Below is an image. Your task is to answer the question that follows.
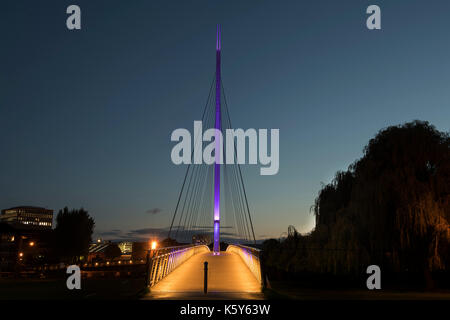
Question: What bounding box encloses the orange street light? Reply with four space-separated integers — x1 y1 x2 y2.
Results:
29 241 35 247
19 252 23 257
151 241 157 250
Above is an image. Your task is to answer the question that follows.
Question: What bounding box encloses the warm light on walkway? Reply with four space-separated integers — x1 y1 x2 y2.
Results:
151 251 261 294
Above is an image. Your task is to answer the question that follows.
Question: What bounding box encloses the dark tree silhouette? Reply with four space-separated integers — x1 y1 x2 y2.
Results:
104 243 122 260
54 207 95 263
263 121 449 287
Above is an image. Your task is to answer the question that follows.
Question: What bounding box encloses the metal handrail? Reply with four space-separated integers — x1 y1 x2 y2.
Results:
226 244 263 289
148 244 210 287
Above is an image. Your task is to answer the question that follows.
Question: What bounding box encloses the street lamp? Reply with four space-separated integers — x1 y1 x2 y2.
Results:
145 240 158 287
29 241 35 247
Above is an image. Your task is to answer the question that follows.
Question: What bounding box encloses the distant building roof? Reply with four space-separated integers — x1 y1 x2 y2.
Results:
1 206 53 213
89 242 112 253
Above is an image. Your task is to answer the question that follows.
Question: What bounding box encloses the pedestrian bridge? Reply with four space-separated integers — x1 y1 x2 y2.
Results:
145 25 264 299
144 244 264 299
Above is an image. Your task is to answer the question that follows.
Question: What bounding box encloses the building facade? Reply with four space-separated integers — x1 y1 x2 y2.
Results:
1 206 53 229
118 241 133 255
0 223 55 271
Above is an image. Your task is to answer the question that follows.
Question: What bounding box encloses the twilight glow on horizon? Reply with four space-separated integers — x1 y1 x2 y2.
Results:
1 1 449 242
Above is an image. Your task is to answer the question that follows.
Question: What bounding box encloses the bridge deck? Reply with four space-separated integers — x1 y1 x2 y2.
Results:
148 251 261 298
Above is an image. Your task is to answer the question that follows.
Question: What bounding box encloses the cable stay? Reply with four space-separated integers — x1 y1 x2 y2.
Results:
167 76 256 246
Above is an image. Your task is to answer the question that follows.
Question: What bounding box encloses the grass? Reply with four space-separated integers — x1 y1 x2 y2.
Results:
0 277 146 300
266 280 450 300
2 277 449 300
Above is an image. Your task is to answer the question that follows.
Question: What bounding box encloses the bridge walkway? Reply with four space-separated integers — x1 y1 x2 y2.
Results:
144 251 263 300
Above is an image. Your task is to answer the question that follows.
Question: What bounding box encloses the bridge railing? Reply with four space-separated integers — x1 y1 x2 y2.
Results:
226 244 263 289
148 244 209 287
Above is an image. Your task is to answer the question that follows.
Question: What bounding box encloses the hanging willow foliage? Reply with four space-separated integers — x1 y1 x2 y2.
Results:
310 120 450 274
263 121 449 278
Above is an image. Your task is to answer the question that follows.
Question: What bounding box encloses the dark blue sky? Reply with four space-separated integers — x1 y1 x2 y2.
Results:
1 0 449 241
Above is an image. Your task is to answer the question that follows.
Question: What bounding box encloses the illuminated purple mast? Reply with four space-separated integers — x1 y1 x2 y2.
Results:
213 24 221 254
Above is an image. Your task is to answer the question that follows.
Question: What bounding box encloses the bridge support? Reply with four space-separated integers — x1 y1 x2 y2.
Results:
213 219 220 253
213 24 222 254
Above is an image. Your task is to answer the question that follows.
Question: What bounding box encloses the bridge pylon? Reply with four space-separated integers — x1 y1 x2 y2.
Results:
167 25 256 249
213 24 222 254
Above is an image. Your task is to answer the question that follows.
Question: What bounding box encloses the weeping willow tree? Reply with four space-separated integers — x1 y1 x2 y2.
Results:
312 120 449 276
